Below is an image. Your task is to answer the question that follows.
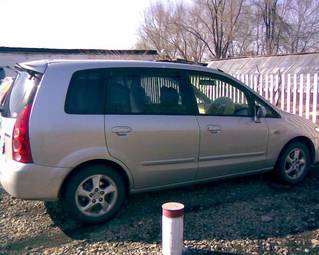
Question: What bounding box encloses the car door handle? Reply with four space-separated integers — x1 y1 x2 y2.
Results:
111 126 132 136
207 125 221 134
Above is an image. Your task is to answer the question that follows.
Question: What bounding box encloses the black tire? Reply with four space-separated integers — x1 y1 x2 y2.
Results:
275 142 311 184
62 164 126 224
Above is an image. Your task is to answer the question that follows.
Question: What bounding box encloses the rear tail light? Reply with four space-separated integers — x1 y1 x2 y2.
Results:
12 105 33 163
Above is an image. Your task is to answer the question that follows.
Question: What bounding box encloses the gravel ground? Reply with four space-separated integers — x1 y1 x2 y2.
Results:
2 168 319 255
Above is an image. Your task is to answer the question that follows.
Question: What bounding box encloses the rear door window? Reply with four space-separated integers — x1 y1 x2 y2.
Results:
105 68 194 115
65 70 104 114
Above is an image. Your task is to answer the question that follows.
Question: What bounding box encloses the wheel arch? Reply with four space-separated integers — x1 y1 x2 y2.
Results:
58 159 132 199
276 136 315 165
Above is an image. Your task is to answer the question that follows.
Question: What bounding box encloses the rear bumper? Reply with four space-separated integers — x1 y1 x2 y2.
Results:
0 158 70 200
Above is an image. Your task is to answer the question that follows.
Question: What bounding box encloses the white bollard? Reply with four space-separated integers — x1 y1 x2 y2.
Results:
162 202 184 255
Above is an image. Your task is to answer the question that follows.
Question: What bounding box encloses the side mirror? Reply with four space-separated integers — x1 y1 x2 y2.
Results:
254 105 267 123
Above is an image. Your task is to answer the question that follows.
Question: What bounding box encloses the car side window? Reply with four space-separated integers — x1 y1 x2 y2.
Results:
65 70 104 114
105 69 192 115
188 72 253 116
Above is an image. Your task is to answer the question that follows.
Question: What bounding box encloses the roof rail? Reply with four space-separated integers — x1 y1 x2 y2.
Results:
156 58 208 66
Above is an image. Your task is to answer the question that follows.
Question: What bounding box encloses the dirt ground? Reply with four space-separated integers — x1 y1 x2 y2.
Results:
2 167 319 254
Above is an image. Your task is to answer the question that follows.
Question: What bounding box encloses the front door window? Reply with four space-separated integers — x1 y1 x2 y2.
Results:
188 73 252 117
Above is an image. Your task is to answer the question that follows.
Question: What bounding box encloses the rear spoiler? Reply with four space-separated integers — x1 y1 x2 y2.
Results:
14 62 47 76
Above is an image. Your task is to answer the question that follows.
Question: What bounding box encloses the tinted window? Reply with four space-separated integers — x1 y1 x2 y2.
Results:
4 72 40 118
65 70 104 114
106 69 191 115
188 72 253 116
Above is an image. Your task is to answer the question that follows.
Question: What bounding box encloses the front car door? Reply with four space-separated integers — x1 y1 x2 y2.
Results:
186 71 270 180
104 68 199 190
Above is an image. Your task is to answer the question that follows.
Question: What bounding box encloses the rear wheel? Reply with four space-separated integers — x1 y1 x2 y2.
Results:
275 142 310 184
63 164 126 223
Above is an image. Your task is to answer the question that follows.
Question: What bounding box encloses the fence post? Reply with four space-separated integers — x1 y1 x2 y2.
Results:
162 202 184 255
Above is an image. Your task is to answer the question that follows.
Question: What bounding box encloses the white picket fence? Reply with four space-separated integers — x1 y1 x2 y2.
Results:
232 73 319 124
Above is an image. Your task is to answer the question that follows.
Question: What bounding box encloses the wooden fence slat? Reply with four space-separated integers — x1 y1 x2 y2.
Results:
306 74 311 119
280 73 285 110
265 74 269 100
245 74 249 87
250 74 253 89
254 75 257 92
293 74 297 114
226 83 229 97
287 74 291 112
270 74 274 104
274 74 279 106
259 74 263 97
313 74 318 124
299 74 304 117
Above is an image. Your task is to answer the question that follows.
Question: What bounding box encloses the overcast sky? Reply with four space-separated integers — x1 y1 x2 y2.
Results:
0 0 164 50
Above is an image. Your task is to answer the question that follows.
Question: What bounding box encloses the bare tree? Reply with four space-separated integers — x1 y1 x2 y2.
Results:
285 0 319 53
136 0 319 60
136 1 206 62
180 0 244 59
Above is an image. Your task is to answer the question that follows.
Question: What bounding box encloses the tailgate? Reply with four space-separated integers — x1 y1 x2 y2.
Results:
0 67 43 162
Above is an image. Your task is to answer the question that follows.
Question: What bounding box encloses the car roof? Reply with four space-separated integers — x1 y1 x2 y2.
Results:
18 59 218 74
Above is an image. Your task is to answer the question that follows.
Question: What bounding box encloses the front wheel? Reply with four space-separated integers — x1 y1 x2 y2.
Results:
63 164 126 223
275 142 311 184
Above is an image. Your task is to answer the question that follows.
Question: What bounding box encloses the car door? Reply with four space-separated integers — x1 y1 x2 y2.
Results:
186 71 269 180
104 68 199 189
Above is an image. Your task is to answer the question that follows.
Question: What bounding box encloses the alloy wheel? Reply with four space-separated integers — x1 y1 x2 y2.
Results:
75 174 118 217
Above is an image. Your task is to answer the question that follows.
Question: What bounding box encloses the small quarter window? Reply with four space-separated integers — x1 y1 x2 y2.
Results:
65 70 104 114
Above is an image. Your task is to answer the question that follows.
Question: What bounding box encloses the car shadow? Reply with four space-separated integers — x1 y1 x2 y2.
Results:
5 167 318 254
46 167 319 240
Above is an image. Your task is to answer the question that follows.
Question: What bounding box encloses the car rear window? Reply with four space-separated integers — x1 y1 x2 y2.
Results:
2 72 41 118
65 70 104 114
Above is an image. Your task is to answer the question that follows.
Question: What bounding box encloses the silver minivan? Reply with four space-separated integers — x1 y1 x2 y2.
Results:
1 60 318 223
